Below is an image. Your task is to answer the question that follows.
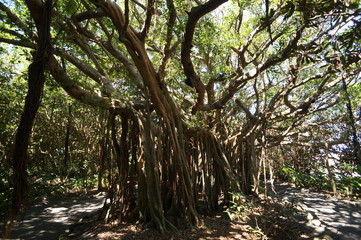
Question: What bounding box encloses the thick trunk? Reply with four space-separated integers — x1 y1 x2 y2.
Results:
2 1 52 237
139 113 166 231
89 1 243 231
101 4 200 229
232 134 256 195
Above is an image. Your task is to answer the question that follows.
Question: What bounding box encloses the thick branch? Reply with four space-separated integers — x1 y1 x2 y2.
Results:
140 0 155 42
73 7 106 22
0 2 29 34
283 87 296 112
24 0 44 32
124 0 129 30
0 27 29 41
158 0 177 79
181 0 228 112
0 38 35 48
235 99 255 120
48 54 140 114
61 51 115 95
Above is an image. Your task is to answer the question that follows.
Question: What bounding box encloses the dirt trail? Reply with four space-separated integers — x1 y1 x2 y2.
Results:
5 191 106 240
273 182 361 240
2 184 360 240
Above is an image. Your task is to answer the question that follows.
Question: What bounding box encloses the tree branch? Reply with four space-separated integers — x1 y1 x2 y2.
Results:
0 37 35 48
72 7 144 89
140 0 155 42
181 0 228 113
60 51 115 95
235 99 255 120
158 0 177 79
0 2 29 34
130 0 146 10
73 7 106 22
48 54 138 114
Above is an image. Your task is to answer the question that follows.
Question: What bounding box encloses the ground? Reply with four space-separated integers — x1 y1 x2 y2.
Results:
3 182 361 240
1 191 105 240
62 183 316 240
62 207 312 240
274 182 361 240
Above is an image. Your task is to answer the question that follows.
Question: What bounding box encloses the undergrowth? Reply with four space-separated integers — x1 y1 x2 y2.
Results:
277 163 361 199
0 169 99 215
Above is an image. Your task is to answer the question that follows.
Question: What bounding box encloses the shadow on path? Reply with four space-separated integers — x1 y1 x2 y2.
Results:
6 192 105 240
274 182 361 240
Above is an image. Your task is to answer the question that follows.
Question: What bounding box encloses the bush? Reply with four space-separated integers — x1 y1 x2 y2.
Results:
277 166 361 198
225 192 251 222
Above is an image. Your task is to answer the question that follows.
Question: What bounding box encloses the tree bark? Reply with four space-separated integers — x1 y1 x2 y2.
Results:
1 0 52 237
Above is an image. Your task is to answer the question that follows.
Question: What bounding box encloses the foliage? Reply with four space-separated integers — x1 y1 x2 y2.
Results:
278 165 361 198
0 171 11 214
0 45 104 209
278 167 330 190
0 0 360 233
225 192 267 238
338 163 361 197
29 172 99 200
225 192 252 222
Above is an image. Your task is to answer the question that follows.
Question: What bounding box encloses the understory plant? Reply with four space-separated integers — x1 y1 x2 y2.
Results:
278 165 361 198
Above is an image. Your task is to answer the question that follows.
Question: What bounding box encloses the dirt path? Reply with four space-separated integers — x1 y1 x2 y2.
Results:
273 182 361 240
3 184 360 240
7 191 106 240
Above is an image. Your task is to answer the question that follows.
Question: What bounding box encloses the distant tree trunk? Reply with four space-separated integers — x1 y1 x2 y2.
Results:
63 104 72 167
98 111 111 190
97 136 108 190
97 139 104 190
325 147 337 195
1 0 52 237
342 78 361 165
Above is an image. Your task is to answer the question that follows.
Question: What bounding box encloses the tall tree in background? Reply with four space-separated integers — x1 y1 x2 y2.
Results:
0 0 360 233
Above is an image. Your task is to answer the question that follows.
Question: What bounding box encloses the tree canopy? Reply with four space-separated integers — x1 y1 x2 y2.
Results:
1 0 360 234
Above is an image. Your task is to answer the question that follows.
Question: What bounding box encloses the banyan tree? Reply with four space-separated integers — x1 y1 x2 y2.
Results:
1 0 360 234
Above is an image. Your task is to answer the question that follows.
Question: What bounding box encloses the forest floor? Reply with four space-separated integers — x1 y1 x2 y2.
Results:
1 190 106 240
62 182 361 240
271 182 361 240
2 182 361 240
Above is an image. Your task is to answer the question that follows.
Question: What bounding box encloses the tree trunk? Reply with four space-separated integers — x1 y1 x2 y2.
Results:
63 104 72 168
91 1 242 231
325 148 337 195
1 1 52 237
98 111 111 190
342 78 361 164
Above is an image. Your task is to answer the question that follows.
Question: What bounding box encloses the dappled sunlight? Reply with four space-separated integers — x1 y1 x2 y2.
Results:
274 182 361 239
46 207 68 213
0 0 360 239
84 215 256 240
8 192 105 240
